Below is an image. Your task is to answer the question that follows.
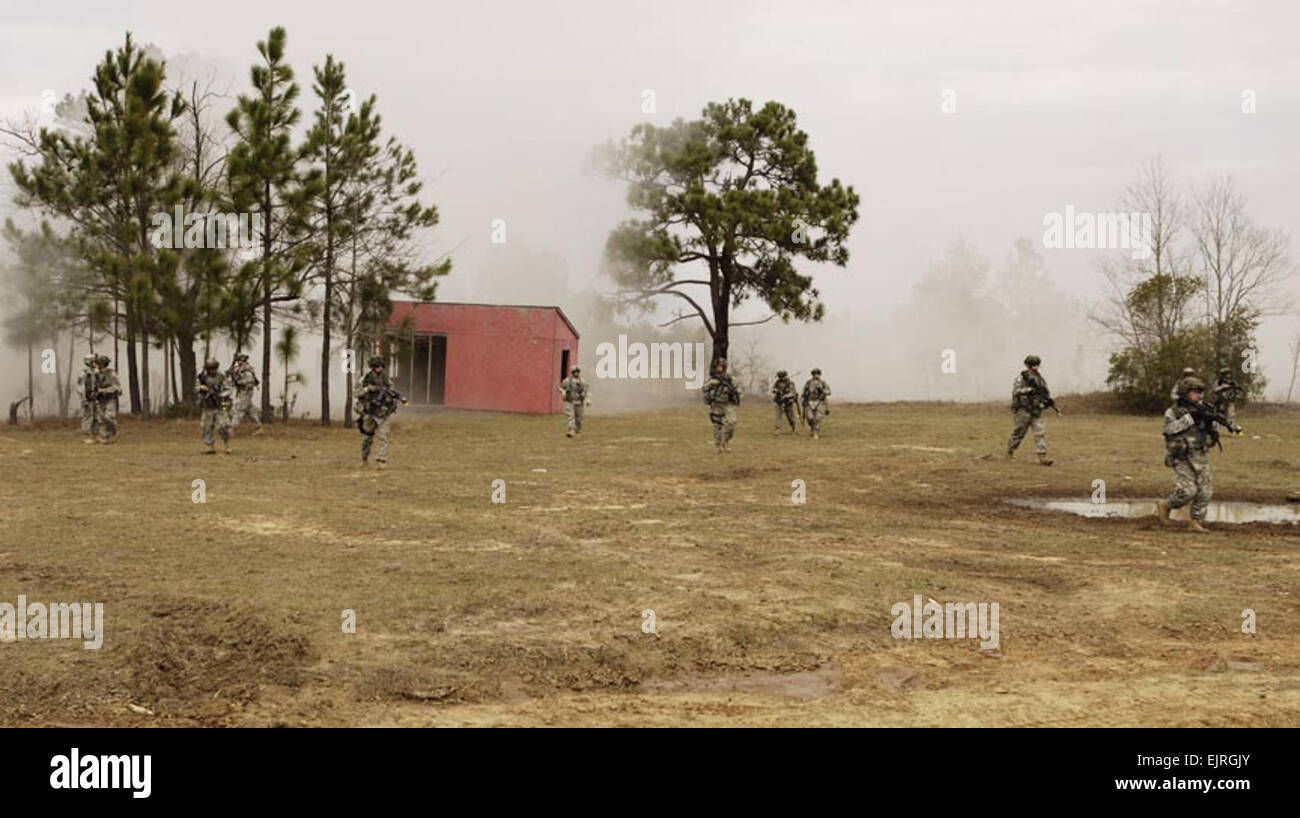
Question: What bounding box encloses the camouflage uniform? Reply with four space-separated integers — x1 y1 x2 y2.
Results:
1007 361 1052 462
196 365 233 452
801 372 831 438
356 362 404 465
771 372 799 432
80 357 98 440
1159 378 1239 529
93 357 121 443
702 362 740 452
227 356 262 432
557 370 589 437
1211 371 1242 421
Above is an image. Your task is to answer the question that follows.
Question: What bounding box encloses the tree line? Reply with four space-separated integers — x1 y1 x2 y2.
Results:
2 27 450 425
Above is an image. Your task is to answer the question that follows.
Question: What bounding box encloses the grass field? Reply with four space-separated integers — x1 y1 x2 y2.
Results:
1 401 1297 727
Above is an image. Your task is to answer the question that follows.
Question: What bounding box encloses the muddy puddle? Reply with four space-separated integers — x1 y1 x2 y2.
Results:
1008 498 1300 524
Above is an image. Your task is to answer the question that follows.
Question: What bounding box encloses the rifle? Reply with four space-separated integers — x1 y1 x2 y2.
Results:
1030 382 1061 416
1191 401 1242 449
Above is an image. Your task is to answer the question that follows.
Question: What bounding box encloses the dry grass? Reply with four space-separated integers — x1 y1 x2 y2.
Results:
1 401 1297 726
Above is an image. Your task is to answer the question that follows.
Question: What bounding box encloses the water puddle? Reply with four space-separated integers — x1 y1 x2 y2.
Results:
1008 498 1300 524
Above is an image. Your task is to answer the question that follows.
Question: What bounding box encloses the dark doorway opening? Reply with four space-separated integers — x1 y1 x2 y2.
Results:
560 349 570 381
393 333 447 405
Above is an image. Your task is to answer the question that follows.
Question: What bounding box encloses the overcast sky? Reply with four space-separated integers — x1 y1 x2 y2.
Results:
3 0 1299 403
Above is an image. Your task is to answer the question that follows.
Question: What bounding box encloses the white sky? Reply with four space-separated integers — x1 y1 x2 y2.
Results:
3 0 1299 404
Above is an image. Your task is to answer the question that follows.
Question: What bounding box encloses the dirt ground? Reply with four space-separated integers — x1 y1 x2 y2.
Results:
1 401 1297 727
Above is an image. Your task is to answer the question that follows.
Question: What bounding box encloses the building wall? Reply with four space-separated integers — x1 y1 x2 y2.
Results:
388 302 578 414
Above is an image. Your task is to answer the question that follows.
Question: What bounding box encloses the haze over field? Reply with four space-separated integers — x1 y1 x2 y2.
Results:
3 0 1299 413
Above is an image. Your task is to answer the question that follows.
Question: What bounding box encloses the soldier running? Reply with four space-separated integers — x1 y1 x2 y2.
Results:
1211 367 1243 421
92 355 121 444
1157 377 1242 532
703 359 740 453
227 352 263 435
1007 354 1057 466
771 370 799 434
801 368 831 439
557 366 590 438
196 358 233 454
355 356 407 469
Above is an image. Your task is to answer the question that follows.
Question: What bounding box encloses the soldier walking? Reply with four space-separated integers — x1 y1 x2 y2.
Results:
771 370 799 434
80 354 98 443
1157 377 1242 532
1211 367 1243 421
355 356 406 468
196 359 233 455
92 355 121 444
557 366 590 438
703 359 740 453
1007 354 1057 466
801 368 831 439
227 352 263 435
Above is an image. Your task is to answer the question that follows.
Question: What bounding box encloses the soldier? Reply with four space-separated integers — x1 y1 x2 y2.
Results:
196 359 233 455
92 355 121 444
1211 367 1243 421
227 352 263 435
1007 354 1056 466
702 359 740 452
1157 377 1242 532
557 366 590 438
1170 366 1197 401
771 370 799 434
801 368 831 439
355 356 407 468
80 354 98 443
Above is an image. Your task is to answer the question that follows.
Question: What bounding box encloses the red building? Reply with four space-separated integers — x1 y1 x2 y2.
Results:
384 301 579 414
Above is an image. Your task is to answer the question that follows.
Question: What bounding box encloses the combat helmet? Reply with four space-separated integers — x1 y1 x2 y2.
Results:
368 356 385 368
1024 355 1042 367
811 368 822 376
571 366 581 375
96 355 110 367
1181 367 1197 377
234 352 249 362
714 359 727 370
776 370 787 378
1218 367 1232 377
204 358 220 371
83 354 97 366
1178 376 1206 397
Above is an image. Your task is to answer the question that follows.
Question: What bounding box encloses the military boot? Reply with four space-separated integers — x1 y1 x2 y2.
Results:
202 445 216 455
1155 499 1172 526
377 460 387 471
1037 453 1053 466
252 425 264 437
1188 519 1210 534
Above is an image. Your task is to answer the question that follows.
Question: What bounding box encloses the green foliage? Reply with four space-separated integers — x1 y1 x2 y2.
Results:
597 98 859 364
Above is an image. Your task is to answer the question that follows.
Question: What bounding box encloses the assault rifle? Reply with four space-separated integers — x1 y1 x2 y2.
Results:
1190 400 1242 450
1030 382 1061 416
356 385 408 434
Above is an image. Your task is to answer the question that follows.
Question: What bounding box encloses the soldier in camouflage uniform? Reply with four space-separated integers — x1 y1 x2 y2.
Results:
702 359 740 452
227 352 263 435
771 370 799 434
557 366 590 438
80 354 98 443
1170 367 1197 401
92 355 121 444
196 359 234 454
801 368 831 439
1211 367 1243 421
355 356 407 468
1157 377 1242 532
1007 354 1055 466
